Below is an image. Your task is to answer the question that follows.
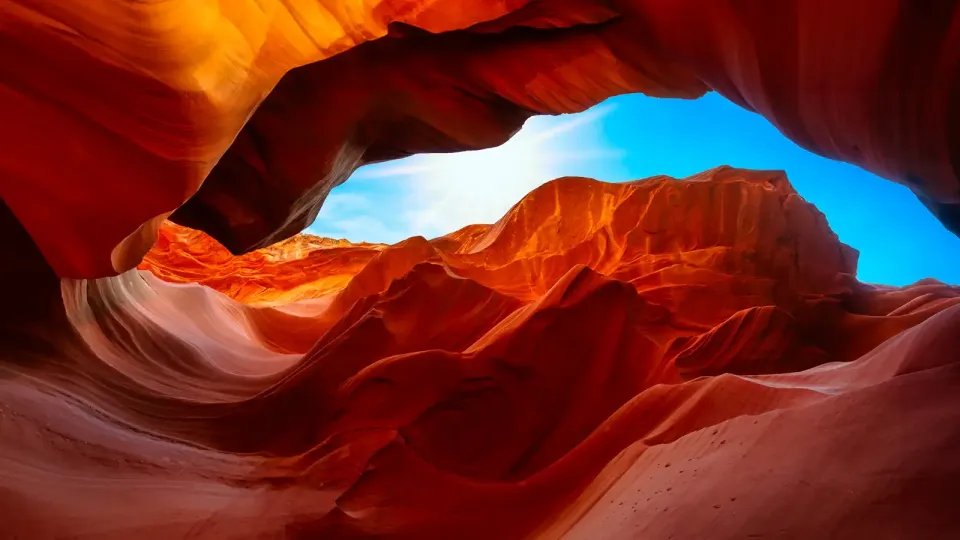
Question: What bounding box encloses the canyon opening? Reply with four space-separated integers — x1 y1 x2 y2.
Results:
2 1 960 539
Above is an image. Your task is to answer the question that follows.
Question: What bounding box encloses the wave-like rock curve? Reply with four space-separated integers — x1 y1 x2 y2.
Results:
1 1 957 277
2 168 959 538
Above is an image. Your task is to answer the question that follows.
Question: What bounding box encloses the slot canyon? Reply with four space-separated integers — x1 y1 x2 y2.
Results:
1 1 960 539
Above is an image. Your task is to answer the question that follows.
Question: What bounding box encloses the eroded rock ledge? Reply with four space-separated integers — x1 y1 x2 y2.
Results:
3 168 960 537
1 0 957 278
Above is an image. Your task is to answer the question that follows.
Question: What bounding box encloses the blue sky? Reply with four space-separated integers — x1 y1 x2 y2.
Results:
306 92 960 286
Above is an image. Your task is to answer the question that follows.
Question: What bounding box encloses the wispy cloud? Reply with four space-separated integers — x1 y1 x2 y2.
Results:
306 191 404 243
351 161 437 180
526 102 616 144
308 215 399 244
309 101 622 243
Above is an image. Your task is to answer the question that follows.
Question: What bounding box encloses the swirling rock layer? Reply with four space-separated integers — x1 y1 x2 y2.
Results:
1 0 958 277
3 168 960 538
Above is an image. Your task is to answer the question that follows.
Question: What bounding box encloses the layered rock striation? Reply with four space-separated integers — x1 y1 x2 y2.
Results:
2 2 959 537
2 168 959 538
1 0 958 278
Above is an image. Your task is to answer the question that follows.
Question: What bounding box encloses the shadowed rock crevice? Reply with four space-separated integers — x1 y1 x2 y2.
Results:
0 1 959 537
3 165 960 537
2 1 957 277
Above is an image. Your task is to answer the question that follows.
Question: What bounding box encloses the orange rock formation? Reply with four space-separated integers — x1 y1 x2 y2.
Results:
3 168 959 538
2 1 960 538
1 1 957 278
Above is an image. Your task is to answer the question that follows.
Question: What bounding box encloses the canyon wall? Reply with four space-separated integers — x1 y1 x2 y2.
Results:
2 169 959 538
1 1 959 537
1 0 957 278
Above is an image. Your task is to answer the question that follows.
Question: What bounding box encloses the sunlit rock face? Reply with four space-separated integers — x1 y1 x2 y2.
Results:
1 0 958 278
2 1 960 537
3 168 960 538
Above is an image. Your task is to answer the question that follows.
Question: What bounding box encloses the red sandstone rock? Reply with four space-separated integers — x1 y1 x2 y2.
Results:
3 168 958 538
1 1 957 277
1 1 959 537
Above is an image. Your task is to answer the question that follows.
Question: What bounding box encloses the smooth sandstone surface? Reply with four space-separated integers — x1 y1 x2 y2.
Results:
2 168 960 538
1 1 959 537
1 0 958 277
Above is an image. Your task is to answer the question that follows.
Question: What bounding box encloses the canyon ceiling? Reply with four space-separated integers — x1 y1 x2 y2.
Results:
1 1 959 539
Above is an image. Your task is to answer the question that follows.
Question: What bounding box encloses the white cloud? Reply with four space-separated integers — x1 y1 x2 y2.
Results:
396 104 618 239
308 215 399 244
305 192 400 242
308 102 620 243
